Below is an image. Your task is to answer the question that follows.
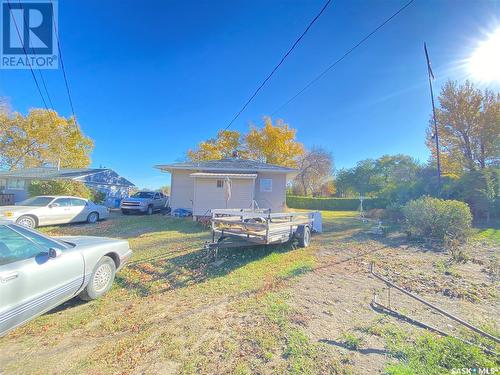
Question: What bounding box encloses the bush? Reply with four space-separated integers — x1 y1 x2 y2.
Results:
286 195 385 211
90 189 106 204
28 180 103 203
402 196 472 244
452 169 499 221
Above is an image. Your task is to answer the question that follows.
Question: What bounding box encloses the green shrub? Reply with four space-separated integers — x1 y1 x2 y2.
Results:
90 189 106 204
402 196 472 244
28 180 104 203
29 180 92 198
286 195 385 211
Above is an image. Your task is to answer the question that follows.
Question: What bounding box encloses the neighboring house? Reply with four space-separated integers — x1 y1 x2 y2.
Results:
0 167 135 206
155 158 298 218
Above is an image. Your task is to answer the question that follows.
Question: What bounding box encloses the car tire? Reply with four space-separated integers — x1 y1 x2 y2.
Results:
298 226 311 248
146 205 153 215
122 209 129 215
16 215 37 229
87 212 99 224
79 256 116 301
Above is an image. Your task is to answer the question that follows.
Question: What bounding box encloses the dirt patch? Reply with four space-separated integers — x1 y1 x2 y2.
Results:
288 228 499 374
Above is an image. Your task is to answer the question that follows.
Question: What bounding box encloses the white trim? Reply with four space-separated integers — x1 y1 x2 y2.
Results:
156 165 296 174
190 172 258 179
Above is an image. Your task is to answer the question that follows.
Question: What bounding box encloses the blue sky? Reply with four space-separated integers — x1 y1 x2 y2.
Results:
1 0 499 189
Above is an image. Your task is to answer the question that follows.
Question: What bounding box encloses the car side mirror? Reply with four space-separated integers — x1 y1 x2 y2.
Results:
48 248 62 258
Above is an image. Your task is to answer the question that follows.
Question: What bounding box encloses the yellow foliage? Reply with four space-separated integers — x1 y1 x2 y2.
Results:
187 130 242 161
245 117 304 167
0 109 93 170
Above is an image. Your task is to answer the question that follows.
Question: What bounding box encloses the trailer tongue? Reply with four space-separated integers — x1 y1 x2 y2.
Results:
205 209 321 259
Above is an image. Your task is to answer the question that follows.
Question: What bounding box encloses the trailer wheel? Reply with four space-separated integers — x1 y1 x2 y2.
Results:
298 225 311 248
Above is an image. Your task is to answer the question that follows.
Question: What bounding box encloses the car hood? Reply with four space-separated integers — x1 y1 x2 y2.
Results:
56 235 129 248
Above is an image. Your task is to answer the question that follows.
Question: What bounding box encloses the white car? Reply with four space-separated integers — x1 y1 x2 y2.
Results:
0 196 109 229
0 221 132 336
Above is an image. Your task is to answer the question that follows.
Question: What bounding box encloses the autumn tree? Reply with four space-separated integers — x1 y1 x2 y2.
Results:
187 130 243 161
426 80 500 174
294 147 333 196
245 117 304 167
187 117 304 168
0 109 93 170
334 155 421 202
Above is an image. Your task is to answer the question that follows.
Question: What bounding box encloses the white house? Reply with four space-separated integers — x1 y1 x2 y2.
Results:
155 158 297 217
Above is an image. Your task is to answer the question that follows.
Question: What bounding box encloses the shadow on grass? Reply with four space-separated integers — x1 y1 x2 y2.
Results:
473 218 500 230
45 296 87 314
318 339 389 355
115 240 299 297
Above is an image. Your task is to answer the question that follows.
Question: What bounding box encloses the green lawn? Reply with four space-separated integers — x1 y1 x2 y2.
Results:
0 210 498 374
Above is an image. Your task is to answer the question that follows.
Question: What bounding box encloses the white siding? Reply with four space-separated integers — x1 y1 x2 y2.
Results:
169 169 289 215
193 177 254 216
254 173 287 212
170 170 194 211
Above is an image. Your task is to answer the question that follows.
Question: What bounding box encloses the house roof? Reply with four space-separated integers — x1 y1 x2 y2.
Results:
0 167 135 187
0 167 105 179
190 172 258 179
156 158 297 174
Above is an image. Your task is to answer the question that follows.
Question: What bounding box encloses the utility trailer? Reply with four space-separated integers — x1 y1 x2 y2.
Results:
205 209 320 259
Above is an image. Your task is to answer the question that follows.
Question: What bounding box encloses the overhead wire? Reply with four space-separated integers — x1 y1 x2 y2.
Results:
271 0 417 116
224 0 333 130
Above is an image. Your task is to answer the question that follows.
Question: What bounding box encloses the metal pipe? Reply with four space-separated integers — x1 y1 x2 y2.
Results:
370 262 500 344
371 299 499 357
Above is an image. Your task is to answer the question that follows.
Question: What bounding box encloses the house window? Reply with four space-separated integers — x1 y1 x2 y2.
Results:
260 178 272 192
6 179 25 190
216 180 224 188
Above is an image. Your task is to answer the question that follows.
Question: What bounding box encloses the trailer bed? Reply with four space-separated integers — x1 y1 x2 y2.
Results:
205 209 319 258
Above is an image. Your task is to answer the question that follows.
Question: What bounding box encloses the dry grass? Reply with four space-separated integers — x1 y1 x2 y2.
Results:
0 210 498 374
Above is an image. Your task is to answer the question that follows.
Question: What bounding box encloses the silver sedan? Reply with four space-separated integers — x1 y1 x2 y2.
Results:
0 221 132 336
0 196 109 229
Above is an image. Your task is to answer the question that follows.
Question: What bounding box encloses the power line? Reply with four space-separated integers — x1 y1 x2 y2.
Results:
271 0 416 116
49 0 77 122
6 0 51 111
224 0 333 131
16 0 55 110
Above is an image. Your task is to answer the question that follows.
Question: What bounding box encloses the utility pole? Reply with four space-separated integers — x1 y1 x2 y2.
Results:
424 43 441 188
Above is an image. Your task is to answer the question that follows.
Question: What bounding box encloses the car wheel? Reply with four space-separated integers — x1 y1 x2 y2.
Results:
79 256 116 301
87 212 99 224
146 205 153 215
298 226 311 248
16 215 37 229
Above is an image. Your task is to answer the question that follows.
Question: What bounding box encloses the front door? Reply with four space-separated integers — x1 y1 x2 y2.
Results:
0 225 84 336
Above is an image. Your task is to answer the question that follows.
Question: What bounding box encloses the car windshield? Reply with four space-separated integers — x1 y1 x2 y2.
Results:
131 192 155 199
17 196 54 206
11 224 69 250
